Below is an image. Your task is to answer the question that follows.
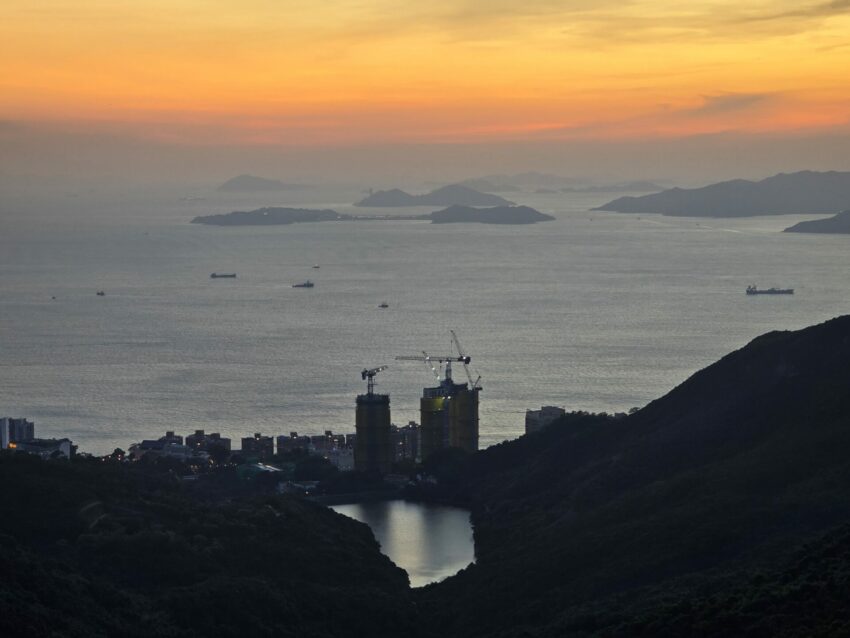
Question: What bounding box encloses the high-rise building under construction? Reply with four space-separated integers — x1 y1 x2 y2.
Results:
419 374 480 462
354 366 393 473
397 332 481 463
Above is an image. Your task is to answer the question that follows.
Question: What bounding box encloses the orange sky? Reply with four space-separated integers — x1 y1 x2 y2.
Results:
2 1 849 146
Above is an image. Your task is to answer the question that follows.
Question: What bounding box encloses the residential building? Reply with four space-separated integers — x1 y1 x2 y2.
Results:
276 432 311 454
1 417 35 449
241 432 274 460
185 429 231 452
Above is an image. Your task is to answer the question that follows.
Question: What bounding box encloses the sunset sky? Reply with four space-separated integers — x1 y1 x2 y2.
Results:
2 0 849 148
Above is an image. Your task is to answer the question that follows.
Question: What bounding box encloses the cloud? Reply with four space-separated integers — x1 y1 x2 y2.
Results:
684 93 777 115
739 0 850 22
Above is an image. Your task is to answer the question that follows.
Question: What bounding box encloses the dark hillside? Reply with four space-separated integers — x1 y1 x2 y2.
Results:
0 455 419 638
419 315 850 636
6 316 850 637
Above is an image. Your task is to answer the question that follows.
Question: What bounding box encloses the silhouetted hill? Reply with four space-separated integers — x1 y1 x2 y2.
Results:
0 455 418 638
217 174 304 192
594 170 850 216
784 209 850 234
9 315 850 637
417 315 850 636
430 205 554 224
356 184 512 207
191 207 349 226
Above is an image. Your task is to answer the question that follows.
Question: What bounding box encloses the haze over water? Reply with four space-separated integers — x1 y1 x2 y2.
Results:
2 185 849 455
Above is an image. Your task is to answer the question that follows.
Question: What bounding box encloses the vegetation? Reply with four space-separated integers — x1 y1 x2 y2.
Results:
0 453 419 638
416 315 850 636
5 315 850 636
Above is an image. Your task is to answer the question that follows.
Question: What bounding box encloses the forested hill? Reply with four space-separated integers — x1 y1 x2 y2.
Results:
417 315 850 637
6 315 850 637
0 455 419 638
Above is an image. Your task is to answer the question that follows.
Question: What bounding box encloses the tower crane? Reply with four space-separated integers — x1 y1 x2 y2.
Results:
416 351 442 382
360 365 388 395
450 330 482 390
395 353 471 383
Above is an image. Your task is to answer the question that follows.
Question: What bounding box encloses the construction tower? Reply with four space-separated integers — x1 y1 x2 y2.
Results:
397 332 481 462
354 366 393 474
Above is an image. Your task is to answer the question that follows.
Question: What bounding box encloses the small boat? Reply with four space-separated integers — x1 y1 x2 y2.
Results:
312 264 321 269
378 302 389 308
96 291 105 296
210 273 237 279
746 285 794 295
293 280 314 288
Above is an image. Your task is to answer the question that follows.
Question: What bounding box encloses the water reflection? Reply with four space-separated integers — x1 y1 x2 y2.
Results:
331 500 475 587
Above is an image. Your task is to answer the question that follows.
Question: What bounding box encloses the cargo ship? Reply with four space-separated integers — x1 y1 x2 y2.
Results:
210 273 237 279
293 280 315 288
746 285 794 295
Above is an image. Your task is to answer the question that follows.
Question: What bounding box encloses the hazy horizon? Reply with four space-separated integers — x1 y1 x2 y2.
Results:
4 1 850 190
4 125 850 193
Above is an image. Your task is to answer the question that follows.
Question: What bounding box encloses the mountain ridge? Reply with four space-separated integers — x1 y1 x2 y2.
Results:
416 314 850 636
594 170 850 217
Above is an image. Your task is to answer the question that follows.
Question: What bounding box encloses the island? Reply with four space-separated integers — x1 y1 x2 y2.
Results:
429 205 555 224
191 207 350 226
356 184 513 207
594 170 850 217
784 210 850 234
190 204 555 226
217 174 305 192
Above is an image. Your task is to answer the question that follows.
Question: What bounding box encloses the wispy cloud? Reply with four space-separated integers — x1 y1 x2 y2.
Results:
738 0 850 22
684 93 777 115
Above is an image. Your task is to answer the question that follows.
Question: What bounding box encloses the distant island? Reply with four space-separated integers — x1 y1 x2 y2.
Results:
189 205 552 226
429 205 554 224
784 210 850 234
594 170 850 217
191 207 350 226
217 174 305 192
356 184 513 207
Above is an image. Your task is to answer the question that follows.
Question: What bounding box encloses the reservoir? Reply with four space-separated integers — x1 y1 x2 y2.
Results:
331 500 475 587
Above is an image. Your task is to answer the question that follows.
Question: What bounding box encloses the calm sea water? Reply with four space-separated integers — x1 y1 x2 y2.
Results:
2 184 849 454
331 500 474 587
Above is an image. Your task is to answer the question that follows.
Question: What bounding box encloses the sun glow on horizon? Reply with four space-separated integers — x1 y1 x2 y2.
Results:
2 0 849 146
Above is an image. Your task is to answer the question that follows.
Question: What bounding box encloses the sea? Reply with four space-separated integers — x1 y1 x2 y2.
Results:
2 182 849 455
